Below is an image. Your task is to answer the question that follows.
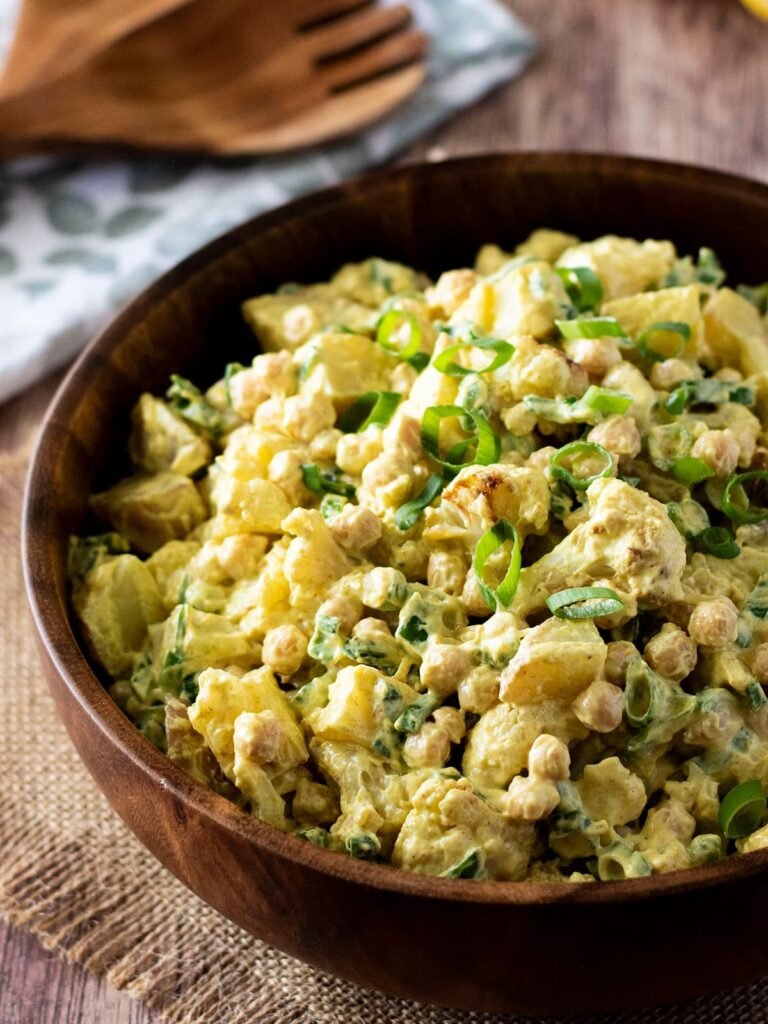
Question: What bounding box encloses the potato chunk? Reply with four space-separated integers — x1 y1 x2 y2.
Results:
128 394 211 476
703 287 768 375
73 554 166 677
91 472 207 553
295 331 393 404
499 618 607 704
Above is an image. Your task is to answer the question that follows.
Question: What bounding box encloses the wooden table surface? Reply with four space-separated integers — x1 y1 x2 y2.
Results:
2 0 767 1020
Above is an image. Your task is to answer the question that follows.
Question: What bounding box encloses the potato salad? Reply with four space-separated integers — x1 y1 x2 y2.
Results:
69 229 768 882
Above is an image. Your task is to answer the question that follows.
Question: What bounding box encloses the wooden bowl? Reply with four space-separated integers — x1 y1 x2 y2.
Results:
23 153 768 1016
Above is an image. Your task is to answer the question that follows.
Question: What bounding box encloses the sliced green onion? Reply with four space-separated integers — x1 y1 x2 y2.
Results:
440 848 483 879
472 519 521 611
555 266 604 312
319 494 346 520
337 391 401 432
394 692 440 734
546 586 625 620
719 779 767 839
394 474 445 531
580 386 633 415
665 379 755 415
746 681 768 710
421 405 500 473
301 464 356 499
550 441 613 491
722 471 768 525
432 336 514 377
697 526 740 559
666 498 710 539
224 361 246 406
670 457 714 486
556 317 628 340
738 282 768 315
408 351 430 372
634 321 691 362
376 309 423 360
696 247 726 287
345 831 381 860
647 423 692 471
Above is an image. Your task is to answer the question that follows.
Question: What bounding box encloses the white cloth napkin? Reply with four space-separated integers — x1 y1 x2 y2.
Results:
0 0 535 404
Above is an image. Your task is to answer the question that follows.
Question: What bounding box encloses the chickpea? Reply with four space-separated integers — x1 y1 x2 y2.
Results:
587 415 641 459
526 446 558 474
461 569 493 617
282 392 336 443
457 664 499 714
650 358 699 391
403 723 451 768
688 597 738 648
317 595 362 635
328 505 382 551
282 304 318 345
253 396 284 431
501 403 538 436
292 778 339 825
309 428 342 462
336 428 383 476
233 710 283 765
606 638 638 688
562 337 622 377
420 644 472 696
362 566 408 610
644 623 697 682
268 449 307 504
571 680 624 733
691 429 740 477
714 367 743 383
427 550 467 596
262 624 308 676
504 777 560 821
528 734 570 781
216 533 267 580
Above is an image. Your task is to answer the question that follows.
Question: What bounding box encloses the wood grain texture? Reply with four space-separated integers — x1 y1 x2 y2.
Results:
3 0 768 1020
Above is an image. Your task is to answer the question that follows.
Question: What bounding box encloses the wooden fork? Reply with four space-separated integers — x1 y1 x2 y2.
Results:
0 0 429 154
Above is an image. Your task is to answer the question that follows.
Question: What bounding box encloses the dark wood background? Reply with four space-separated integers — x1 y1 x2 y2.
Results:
2 0 768 1019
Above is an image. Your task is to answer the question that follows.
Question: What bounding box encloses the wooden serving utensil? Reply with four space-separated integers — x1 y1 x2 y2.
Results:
0 0 428 155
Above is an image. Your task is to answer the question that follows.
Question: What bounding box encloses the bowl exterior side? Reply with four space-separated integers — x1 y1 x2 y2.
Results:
23 153 768 1015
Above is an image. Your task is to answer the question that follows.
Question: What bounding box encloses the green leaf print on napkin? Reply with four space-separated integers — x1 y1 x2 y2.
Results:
46 192 100 235
104 206 163 238
0 247 18 275
128 161 193 193
45 249 118 274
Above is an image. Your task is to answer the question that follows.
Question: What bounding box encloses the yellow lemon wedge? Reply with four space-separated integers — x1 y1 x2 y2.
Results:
741 0 768 20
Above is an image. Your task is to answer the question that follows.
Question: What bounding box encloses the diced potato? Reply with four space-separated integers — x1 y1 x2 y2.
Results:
157 604 255 680
242 284 373 352
73 554 166 677
307 665 417 748
146 539 201 606
189 666 308 780
515 228 579 263
282 509 353 610
165 697 238 797
601 285 703 359
209 472 291 533
128 394 211 476
454 262 570 340
703 287 768 375
330 257 424 307
91 472 207 554
295 331 393 404
557 235 676 301
499 618 607 704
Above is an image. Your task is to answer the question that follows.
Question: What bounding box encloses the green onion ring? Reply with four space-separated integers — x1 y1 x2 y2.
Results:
670 456 715 486
550 441 613 491
472 519 521 611
394 474 445 531
546 586 625 620
556 317 628 340
432 336 515 377
697 526 740 559
421 405 500 472
722 471 768 525
555 266 604 311
634 321 691 363
300 464 356 499
580 385 633 415
337 391 401 432
376 309 423 360
719 779 767 839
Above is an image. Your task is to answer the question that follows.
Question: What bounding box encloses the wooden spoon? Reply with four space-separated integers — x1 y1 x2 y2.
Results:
0 0 429 154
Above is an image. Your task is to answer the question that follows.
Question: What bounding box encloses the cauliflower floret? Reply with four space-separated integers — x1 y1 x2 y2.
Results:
556 235 676 301
513 477 686 617
391 775 534 880
575 756 647 827
441 464 550 541
281 508 354 613
498 335 589 402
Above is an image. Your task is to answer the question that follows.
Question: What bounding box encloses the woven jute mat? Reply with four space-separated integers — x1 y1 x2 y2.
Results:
3 441 768 1024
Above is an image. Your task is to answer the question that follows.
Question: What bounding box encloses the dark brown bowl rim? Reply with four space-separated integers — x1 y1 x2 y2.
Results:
22 150 768 906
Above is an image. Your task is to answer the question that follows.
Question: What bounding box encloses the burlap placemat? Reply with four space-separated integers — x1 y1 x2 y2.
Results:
2 439 768 1024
